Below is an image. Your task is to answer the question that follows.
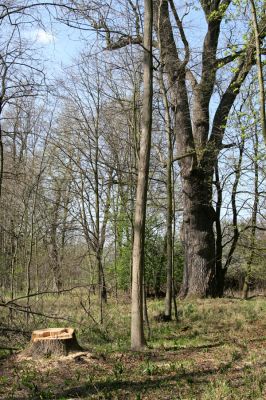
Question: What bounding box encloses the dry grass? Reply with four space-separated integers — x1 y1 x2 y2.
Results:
1 293 266 399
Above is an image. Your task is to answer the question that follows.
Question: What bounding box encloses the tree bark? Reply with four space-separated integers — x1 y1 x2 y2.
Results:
131 0 153 351
213 162 224 297
243 126 259 299
249 0 266 145
179 170 216 298
160 71 174 317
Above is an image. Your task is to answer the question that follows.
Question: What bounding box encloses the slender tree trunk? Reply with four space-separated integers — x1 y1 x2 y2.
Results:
171 165 178 320
216 135 244 296
213 162 225 297
97 254 104 324
131 0 153 351
243 127 259 299
114 196 118 301
50 188 63 293
10 219 17 301
165 142 173 316
97 252 107 303
26 181 39 324
0 115 3 200
0 72 6 200
98 169 113 304
142 275 150 340
249 0 266 145
160 73 173 318
154 237 166 297
35 237 39 298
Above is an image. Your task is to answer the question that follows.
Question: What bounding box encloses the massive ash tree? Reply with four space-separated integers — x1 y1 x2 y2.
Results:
153 0 266 297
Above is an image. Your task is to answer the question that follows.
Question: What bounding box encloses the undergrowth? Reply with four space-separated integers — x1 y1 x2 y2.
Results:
1 293 266 399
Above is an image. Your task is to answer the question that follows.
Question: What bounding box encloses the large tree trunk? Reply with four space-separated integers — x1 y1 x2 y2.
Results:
179 170 216 298
154 0 261 298
154 0 216 298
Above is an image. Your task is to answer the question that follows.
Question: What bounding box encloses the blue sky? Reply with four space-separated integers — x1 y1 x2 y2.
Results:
23 22 85 77
21 1 207 79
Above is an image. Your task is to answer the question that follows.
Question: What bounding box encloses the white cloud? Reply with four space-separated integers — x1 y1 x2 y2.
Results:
33 29 55 44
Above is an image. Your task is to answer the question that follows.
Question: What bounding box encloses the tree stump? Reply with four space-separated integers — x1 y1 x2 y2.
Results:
25 327 82 358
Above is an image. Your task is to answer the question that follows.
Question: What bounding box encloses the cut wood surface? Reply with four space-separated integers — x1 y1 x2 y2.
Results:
25 327 82 358
31 327 74 341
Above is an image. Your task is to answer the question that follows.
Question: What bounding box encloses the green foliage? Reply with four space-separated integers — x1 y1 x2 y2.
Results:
145 217 184 294
112 360 124 379
173 240 184 287
202 379 233 400
144 218 166 294
20 368 38 390
208 3 228 21
111 242 132 291
141 360 158 376
107 213 184 294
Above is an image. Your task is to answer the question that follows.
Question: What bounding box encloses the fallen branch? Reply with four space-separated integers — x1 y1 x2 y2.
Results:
2 285 91 305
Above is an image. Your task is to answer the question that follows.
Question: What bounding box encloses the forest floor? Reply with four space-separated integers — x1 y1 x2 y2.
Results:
1 294 266 399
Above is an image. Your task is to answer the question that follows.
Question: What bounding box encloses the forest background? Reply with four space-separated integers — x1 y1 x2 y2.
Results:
0 0 266 355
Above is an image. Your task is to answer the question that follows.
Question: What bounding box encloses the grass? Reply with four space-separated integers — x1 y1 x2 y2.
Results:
1 293 266 399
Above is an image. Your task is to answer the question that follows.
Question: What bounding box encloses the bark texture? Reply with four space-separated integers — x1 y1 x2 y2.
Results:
180 171 216 297
131 0 153 350
25 328 82 358
249 0 266 145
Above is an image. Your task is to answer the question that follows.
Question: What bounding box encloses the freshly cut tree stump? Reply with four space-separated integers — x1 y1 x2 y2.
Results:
25 327 82 358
